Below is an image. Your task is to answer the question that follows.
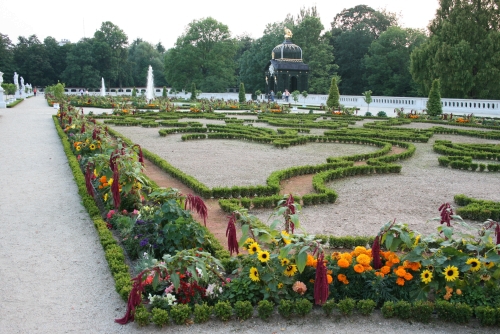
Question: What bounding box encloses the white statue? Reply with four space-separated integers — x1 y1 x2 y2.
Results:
0 71 3 85
20 76 24 88
13 72 19 89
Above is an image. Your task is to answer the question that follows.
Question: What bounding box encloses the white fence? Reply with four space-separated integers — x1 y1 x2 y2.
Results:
60 87 500 116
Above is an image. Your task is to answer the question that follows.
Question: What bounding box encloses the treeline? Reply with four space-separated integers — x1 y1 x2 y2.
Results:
1 2 499 99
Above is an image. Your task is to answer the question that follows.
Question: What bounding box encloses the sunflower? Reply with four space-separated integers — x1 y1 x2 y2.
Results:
280 258 290 266
284 265 298 277
281 230 291 244
354 264 365 274
89 144 96 150
465 258 481 272
249 267 259 282
484 261 494 269
244 237 255 246
247 242 260 254
277 283 284 289
76 146 81 151
442 265 459 282
481 274 491 281
257 250 270 263
420 269 433 284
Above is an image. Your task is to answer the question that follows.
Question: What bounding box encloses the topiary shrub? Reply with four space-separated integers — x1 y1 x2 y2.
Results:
257 300 274 321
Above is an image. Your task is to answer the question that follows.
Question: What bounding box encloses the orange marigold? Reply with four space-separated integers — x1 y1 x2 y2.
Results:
352 246 368 257
404 261 421 271
338 258 350 268
395 267 407 277
404 272 413 281
396 277 405 286
363 265 373 271
306 254 315 267
340 253 352 263
390 256 400 265
331 252 341 260
381 266 391 275
337 274 349 285
100 175 107 184
354 264 365 273
327 274 333 284
375 272 385 277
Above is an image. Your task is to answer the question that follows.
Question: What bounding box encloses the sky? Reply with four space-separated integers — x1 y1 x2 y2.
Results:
0 0 440 48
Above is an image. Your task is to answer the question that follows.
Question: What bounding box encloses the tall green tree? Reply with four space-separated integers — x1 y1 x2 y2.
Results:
13 35 54 86
61 38 101 88
426 78 442 116
0 34 16 84
94 21 130 87
330 5 398 95
128 39 166 87
326 77 340 109
43 36 71 84
410 0 500 99
164 17 237 92
239 82 245 102
363 27 427 96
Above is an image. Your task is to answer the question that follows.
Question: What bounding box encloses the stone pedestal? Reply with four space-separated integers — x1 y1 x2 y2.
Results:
15 90 20 99
0 88 6 108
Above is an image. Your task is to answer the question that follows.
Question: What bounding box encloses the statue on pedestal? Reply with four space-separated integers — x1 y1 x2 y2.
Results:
0 71 4 85
13 72 19 90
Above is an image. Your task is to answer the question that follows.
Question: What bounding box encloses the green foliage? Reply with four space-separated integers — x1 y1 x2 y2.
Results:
326 77 340 109
393 300 412 319
376 111 387 117
257 300 274 321
234 300 253 321
337 297 356 316
162 86 167 98
1 83 16 95
426 79 442 116
356 299 376 316
190 83 197 101
213 301 233 322
475 306 498 326
295 298 313 317
238 82 245 103
151 308 169 327
170 304 191 325
411 301 434 323
278 299 294 318
291 90 300 103
132 87 137 97
220 276 262 305
133 305 150 326
381 301 395 318
322 299 336 316
193 303 213 324
435 301 472 324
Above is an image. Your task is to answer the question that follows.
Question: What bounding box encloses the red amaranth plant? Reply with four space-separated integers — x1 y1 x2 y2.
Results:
80 123 85 133
313 253 329 305
184 194 208 226
371 234 382 269
133 144 144 165
226 212 238 255
439 203 453 226
84 163 94 197
485 220 500 254
109 152 120 209
283 194 296 233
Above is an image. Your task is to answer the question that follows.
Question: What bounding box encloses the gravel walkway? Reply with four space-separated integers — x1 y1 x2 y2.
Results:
0 99 498 333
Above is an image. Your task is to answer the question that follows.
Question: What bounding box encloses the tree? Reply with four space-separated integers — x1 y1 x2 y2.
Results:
13 35 54 86
326 77 340 109
410 1 500 99
291 90 300 103
0 34 16 84
94 21 130 87
190 82 197 100
61 38 101 88
165 17 237 92
301 90 308 105
43 36 70 84
363 27 427 97
426 79 442 116
362 90 372 113
128 39 166 87
239 82 245 103
330 5 398 95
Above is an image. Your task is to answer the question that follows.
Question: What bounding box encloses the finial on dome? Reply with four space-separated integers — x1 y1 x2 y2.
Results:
284 27 293 40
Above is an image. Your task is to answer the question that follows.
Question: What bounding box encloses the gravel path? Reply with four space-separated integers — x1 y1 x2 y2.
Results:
1 101 498 333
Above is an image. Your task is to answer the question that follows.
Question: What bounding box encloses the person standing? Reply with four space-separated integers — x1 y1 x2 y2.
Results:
284 89 290 102
33 87 37 96
270 90 275 102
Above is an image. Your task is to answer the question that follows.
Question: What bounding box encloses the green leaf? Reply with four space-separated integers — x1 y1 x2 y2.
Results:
270 219 280 231
385 233 394 250
170 272 180 290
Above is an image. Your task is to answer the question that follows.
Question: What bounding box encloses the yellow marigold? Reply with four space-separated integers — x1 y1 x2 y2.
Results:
331 251 341 260
352 246 368 256
404 272 413 281
327 274 333 284
396 277 405 286
356 254 371 266
306 254 315 267
103 193 108 201
338 258 350 269
395 267 407 277
354 264 365 274
108 178 114 186
381 266 391 275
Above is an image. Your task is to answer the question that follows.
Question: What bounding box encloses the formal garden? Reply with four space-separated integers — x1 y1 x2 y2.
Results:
48 84 500 328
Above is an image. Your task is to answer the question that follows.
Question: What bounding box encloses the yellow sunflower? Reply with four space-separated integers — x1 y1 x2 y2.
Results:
76 146 81 151
284 265 297 277
89 144 96 150
421 269 433 284
465 258 481 272
249 267 259 282
484 261 494 269
281 230 291 245
442 265 459 282
280 258 290 266
244 237 254 245
257 250 270 263
247 242 260 255
277 283 284 289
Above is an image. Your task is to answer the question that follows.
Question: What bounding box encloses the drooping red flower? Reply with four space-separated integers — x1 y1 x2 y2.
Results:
185 194 208 226
439 203 453 226
133 144 144 165
226 212 239 255
84 163 94 197
313 253 329 305
283 194 296 233
372 234 382 270
80 123 85 133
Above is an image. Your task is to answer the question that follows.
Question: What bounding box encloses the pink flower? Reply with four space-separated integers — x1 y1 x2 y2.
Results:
292 281 307 295
122 209 128 215
77 155 82 161
107 210 115 219
133 209 139 215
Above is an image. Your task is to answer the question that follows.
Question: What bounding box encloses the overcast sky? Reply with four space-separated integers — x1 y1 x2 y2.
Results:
1 0 440 48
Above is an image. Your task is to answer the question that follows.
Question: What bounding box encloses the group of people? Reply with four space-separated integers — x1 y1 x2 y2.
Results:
268 89 291 102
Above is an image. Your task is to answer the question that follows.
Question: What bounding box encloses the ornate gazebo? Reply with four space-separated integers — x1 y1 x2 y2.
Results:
264 28 309 97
